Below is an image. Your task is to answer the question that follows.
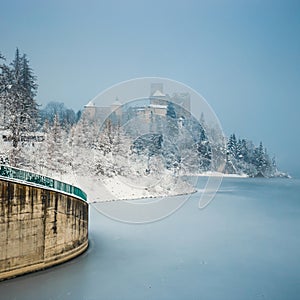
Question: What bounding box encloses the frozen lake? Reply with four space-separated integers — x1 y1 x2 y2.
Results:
1 177 300 300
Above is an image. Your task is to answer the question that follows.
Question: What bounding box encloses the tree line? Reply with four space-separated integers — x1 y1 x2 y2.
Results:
0 49 80 167
0 49 284 178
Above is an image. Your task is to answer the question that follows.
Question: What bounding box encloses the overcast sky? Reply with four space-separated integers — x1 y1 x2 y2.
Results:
1 0 300 176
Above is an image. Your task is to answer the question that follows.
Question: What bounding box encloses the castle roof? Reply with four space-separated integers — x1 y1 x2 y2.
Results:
152 90 165 97
85 100 95 107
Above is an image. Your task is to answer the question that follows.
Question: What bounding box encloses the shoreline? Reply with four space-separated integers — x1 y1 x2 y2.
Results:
192 171 248 178
56 171 290 203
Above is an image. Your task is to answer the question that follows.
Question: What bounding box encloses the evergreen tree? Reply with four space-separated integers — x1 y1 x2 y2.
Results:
0 54 10 128
196 125 211 171
227 133 237 158
40 101 76 128
166 101 178 139
19 53 39 131
8 48 23 149
239 139 249 162
253 142 267 175
236 139 242 159
164 101 180 171
271 156 277 174
11 48 22 85
1 49 39 152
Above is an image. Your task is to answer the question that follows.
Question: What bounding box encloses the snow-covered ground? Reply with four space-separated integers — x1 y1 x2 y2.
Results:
197 171 248 178
79 174 195 203
58 171 247 203
57 171 195 202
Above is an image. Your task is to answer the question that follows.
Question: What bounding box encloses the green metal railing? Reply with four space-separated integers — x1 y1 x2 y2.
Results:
0 165 87 201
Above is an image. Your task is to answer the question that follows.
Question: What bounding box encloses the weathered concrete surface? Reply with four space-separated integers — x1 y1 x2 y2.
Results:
0 178 88 280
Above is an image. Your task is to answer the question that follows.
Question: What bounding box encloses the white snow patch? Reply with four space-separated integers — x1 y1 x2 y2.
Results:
54 171 247 203
196 171 249 178
68 174 195 203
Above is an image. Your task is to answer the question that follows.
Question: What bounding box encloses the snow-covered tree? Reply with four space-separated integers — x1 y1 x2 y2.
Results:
227 133 238 158
42 115 67 175
0 49 39 160
0 54 11 129
67 115 97 175
19 53 39 131
39 101 77 129
166 101 178 140
0 49 286 179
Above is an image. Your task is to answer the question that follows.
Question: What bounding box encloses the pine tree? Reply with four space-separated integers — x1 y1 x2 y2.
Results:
11 48 22 85
239 139 249 162
227 133 237 158
164 101 180 171
0 54 10 128
1 49 39 152
253 142 267 175
19 54 39 131
166 101 178 139
236 139 242 159
271 156 277 174
39 101 76 129
6 49 23 150
197 125 211 171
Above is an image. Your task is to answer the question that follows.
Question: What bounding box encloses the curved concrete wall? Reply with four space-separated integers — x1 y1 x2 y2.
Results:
0 178 88 280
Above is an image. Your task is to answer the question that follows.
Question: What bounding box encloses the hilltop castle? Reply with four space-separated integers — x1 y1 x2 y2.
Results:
83 83 191 125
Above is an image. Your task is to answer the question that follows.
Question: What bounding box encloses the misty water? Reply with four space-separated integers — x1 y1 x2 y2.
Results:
1 177 299 300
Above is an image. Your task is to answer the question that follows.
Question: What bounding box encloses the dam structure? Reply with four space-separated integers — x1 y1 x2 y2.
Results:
0 165 89 281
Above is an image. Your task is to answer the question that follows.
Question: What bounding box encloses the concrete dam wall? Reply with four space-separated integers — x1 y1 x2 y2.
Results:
0 178 88 280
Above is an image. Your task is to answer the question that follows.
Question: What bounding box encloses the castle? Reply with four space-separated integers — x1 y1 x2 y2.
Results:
83 83 191 125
